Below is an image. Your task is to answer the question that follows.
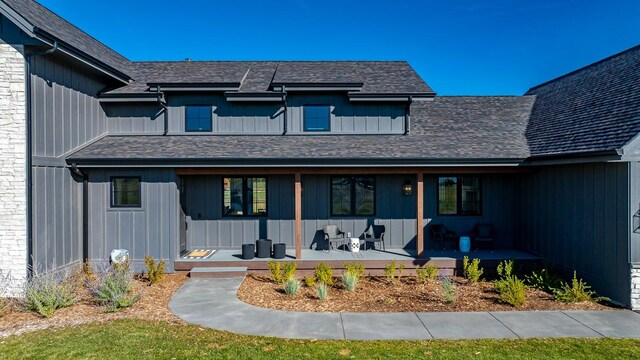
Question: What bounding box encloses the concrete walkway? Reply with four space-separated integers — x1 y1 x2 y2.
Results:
168 278 640 340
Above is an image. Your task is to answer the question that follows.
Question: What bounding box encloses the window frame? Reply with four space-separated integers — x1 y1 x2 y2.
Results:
436 175 482 216
222 176 268 217
110 176 142 208
330 176 376 217
184 105 213 132
303 104 331 132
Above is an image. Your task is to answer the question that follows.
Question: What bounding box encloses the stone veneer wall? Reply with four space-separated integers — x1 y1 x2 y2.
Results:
632 265 640 310
0 43 26 296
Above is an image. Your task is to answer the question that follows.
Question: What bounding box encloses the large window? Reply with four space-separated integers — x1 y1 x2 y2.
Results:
438 176 481 215
111 177 141 208
304 105 330 131
223 177 267 216
185 106 212 132
331 176 375 216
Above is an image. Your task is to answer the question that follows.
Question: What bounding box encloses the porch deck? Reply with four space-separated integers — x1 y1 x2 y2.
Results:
175 248 542 275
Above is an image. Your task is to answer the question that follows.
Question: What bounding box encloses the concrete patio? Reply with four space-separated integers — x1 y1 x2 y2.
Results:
168 278 640 340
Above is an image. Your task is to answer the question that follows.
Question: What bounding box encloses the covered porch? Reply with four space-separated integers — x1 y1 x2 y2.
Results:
175 248 542 274
176 166 531 266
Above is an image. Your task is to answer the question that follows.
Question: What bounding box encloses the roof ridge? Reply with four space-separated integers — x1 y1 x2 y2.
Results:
27 0 130 63
129 60 410 64
526 44 640 93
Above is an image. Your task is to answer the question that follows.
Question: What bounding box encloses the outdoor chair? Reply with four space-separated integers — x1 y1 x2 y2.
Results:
363 224 386 251
472 223 495 249
430 224 457 250
323 225 345 251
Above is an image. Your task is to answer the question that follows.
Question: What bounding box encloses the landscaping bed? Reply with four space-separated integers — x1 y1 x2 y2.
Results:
237 274 618 313
0 272 188 338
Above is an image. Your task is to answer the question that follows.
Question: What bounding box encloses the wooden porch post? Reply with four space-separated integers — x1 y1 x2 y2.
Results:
416 173 424 258
295 173 302 259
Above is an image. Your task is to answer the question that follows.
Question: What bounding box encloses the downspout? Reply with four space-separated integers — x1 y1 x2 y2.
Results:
404 96 413 135
157 87 169 135
282 88 288 135
25 41 58 274
70 164 88 261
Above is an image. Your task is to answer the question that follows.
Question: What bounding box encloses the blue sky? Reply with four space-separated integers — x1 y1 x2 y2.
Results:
39 0 639 95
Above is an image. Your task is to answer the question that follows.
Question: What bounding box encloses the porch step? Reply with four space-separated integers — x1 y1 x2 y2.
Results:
190 266 248 278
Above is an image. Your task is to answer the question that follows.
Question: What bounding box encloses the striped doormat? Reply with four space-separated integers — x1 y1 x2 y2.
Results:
182 249 216 259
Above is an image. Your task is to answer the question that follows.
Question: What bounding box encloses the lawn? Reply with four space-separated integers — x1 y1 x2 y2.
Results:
1 319 639 359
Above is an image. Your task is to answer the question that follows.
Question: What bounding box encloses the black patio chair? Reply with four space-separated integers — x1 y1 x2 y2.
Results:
430 224 457 250
363 224 386 251
323 225 345 251
472 224 495 249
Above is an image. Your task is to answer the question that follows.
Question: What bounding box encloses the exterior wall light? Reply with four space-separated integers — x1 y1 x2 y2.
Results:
402 180 413 196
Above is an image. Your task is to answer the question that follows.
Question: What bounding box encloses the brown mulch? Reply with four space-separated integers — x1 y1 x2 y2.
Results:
238 274 619 313
0 273 188 338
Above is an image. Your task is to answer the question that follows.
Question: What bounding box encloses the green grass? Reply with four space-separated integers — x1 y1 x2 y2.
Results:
1 319 640 359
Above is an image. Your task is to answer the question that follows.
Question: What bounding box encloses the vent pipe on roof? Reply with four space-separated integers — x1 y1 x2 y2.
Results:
185 58 191 62
404 96 413 135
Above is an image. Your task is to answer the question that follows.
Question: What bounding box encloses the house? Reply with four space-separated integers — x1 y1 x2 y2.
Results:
0 0 639 309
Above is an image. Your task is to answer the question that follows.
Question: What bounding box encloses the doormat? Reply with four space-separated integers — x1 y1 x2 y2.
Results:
182 249 216 259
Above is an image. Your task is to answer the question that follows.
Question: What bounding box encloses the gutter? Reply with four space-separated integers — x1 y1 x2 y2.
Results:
156 87 169 135
25 41 58 274
70 164 88 261
282 88 288 135
404 96 412 135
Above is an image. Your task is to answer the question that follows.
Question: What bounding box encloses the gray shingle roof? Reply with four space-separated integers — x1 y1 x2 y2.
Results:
1 0 131 77
102 61 434 96
68 96 534 165
525 45 640 157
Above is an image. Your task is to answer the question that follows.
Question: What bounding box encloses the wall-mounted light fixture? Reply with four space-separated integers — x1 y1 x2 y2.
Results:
402 180 413 196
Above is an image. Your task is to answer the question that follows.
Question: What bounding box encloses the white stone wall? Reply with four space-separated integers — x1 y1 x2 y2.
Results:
632 265 640 310
0 43 26 296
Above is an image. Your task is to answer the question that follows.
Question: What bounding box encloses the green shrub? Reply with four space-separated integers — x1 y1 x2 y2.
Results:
283 278 300 296
496 259 514 278
343 262 365 279
88 260 141 312
341 273 358 291
282 263 297 283
525 268 562 293
495 276 527 307
554 271 609 303
441 276 457 303
304 276 316 287
384 261 395 281
462 256 483 283
314 263 334 286
267 261 283 284
316 283 328 300
384 260 404 282
144 256 165 286
23 267 79 318
416 264 439 282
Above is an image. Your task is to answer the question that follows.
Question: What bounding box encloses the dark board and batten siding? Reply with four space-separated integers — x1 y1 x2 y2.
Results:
30 56 107 157
183 175 294 248
104 103 164 134
167 95 284 134
29 55 109 272
104 93 406 135
424 174 517 249
628 162 640 263
31 167 82 269
87 169 178 272
514 162 630 306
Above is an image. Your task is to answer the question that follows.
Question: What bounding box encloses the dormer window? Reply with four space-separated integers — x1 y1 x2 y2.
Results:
304 105 330 132
185 106 212 132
